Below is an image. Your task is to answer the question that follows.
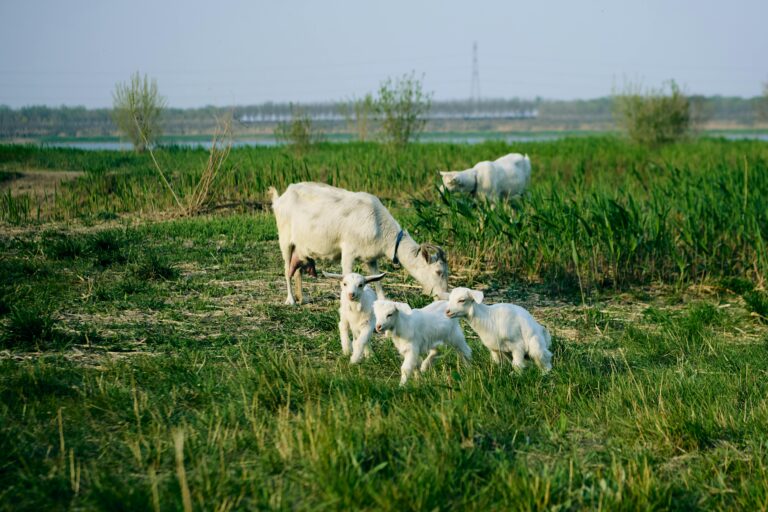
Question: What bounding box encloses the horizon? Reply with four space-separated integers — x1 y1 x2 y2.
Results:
2 93 764 112
1 0 766 109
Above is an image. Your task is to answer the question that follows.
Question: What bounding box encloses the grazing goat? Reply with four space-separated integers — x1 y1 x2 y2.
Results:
323 271 386 364
373 299 472 385
270 182 448 305
445 288 552 372
440 153 531 202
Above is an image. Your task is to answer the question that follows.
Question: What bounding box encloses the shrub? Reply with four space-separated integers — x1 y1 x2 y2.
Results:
112 72 166 152
613 80 692 147
274 107 324 152
376 72 432 146
340 94 376 141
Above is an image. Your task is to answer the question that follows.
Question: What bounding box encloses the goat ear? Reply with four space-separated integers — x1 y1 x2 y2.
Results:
420 245 431 262
395 303 412 314
434 246 446 263
439 171 447 177
364 272 387 284
421 243 446 263
470 290 484 304
321 271 343 280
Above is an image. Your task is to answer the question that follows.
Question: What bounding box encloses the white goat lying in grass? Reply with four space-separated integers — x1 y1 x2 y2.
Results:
445 288 552 372
323 271 386 364
440 153 531 202
373 299 472 385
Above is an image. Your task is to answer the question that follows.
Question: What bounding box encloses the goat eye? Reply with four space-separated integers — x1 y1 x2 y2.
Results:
458 298 465 303
436 270 443 276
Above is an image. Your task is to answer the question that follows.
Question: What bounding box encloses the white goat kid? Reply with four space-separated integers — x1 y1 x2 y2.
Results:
445 288 552 372
440 153 531 202
323 271 386 364
373 299 472 386
270 182 449 305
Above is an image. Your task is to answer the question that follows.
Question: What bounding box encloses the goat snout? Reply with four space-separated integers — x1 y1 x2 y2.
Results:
375 324 383 333
348 293 355 301
445 310 453 317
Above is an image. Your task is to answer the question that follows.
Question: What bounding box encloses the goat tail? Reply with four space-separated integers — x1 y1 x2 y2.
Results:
268 186 280 204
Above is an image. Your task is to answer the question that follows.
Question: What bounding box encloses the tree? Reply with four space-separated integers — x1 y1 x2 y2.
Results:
760 80 768 121
340 93 376 141
613 80 692 147
376 72 432 146
274 105 324 152
112 72 166 152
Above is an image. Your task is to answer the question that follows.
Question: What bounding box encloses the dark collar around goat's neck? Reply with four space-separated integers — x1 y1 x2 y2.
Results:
392 229 405 266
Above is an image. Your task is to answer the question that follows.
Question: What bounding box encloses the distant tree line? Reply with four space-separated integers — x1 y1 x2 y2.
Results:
0 95 765 139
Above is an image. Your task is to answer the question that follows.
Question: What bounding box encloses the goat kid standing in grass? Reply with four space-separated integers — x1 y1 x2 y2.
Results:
323 271 386 364
445 287 552 372
373 299 472 386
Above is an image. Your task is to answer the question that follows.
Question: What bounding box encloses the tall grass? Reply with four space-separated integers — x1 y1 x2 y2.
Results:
415 151 768 291
2 137 766 291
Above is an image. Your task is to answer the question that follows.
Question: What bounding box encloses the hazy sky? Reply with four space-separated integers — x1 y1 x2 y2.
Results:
1 0 765 108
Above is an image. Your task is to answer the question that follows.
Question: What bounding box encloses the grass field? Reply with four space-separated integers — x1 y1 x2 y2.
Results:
1 138 768 510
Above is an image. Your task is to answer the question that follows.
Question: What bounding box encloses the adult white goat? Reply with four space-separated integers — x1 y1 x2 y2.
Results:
323 271 386 364
439 153 531 202
445 287 552 372
270 182 449 305
373 299 472 385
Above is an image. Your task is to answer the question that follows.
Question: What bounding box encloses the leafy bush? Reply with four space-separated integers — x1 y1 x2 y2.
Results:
112 72 166 152
274 107 324 151
761 80 768 121
339 94 376 141
613 80 692 147
376 72 432 146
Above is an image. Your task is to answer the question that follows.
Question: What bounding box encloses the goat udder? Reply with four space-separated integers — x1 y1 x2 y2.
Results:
289 254 318 278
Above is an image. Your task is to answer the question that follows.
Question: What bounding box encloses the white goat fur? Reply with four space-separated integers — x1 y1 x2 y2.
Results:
323 271 385 364
270 182 448 305
446 288 552 372
440 153 531 202
373 299 472 385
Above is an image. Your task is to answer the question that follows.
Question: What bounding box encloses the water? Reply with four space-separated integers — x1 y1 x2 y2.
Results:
38 132 768 151
41 138 280 151
40 133 564 151
718 133 768 141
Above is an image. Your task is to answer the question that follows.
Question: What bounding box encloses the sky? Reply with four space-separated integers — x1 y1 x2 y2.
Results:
0 0 766 109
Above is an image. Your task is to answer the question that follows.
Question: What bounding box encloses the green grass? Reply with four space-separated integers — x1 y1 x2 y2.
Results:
1 139 768 509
